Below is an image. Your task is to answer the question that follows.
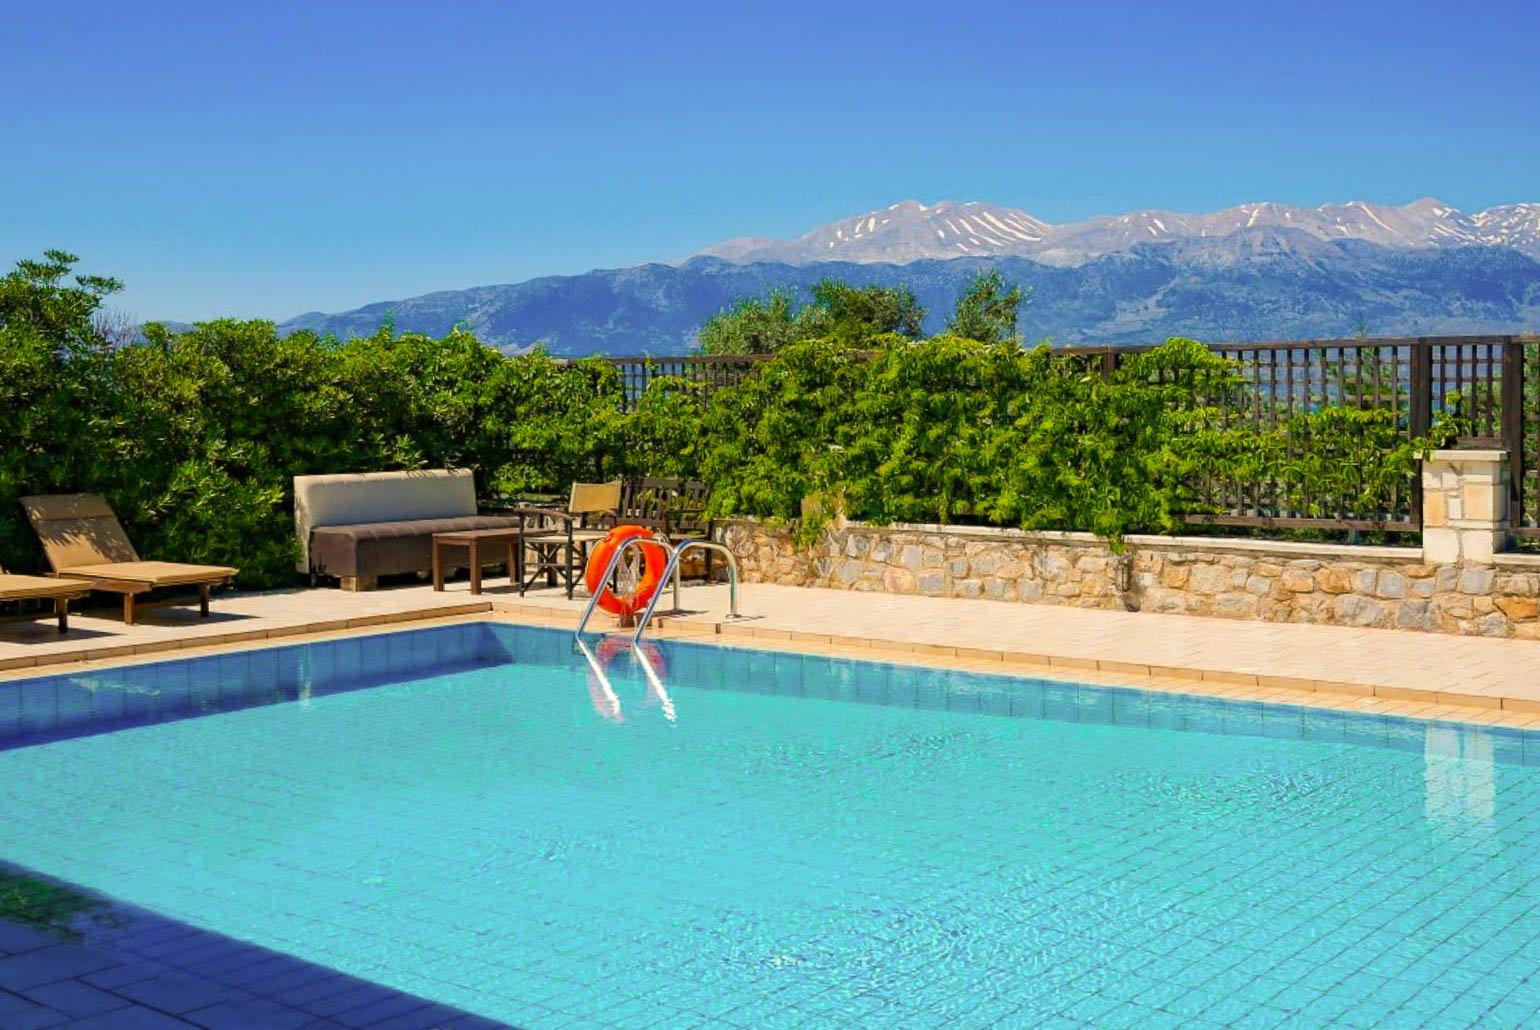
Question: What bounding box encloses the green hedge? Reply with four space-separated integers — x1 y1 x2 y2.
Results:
0 252 704 587
1 252 1452 592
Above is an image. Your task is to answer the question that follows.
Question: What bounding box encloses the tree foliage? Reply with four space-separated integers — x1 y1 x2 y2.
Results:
697 289 799 355
946 271 1025 344
800 279 924 344
696 279 926 354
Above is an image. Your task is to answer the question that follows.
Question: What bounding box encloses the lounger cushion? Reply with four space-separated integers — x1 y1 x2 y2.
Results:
308 516 521 579
55 561 239 589
0 574 91 602
20 493 141 569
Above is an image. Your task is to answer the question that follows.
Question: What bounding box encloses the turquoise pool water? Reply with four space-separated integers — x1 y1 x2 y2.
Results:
1 623 1538 1027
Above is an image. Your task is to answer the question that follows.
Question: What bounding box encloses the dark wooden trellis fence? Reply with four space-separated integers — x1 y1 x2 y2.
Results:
592 335 1540 536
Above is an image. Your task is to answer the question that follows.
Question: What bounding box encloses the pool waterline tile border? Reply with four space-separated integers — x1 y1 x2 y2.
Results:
3 599 1536 735
486 606 1540 732
0 598 494 674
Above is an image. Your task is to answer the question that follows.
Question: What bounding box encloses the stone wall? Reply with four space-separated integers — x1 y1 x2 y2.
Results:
719 520 1540 639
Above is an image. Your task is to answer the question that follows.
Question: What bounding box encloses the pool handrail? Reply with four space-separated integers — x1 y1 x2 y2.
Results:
631 540 739 643
572 532 672 640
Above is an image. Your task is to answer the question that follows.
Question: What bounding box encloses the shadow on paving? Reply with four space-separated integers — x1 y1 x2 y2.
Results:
0 860 510 1029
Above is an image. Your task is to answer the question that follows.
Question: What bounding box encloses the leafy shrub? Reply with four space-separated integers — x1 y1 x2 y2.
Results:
0 253 702 587
0 251 1457 591
701 335 1452 546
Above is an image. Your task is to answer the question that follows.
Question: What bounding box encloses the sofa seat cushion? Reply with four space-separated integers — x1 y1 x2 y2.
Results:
309 515 521 578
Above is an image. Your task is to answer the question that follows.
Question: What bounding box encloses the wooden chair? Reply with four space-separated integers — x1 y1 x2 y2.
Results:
657 479 717 581
20 494 238 625
517 481 622 598
606 479 673 534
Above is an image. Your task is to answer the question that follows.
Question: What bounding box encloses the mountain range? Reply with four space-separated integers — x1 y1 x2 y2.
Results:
691 198 1540 266
269 199 1540 354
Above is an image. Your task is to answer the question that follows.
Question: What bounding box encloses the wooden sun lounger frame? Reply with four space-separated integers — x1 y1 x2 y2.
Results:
20 494 239 625
0 570 91 633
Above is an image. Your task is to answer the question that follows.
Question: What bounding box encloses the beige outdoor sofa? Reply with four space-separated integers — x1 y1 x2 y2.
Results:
295 469 520 590
21 494 238 625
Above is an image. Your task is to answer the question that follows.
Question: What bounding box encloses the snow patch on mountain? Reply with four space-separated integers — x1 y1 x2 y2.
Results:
688 197 1540 266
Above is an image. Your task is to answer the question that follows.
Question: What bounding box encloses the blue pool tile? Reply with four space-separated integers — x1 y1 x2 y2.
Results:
1220 700 1266 737
244 649 281 689
1381 719 1426 754
770 652 806 696
1041 682 1078 722
407 630 438 667
68 1008 202 1028
329 991 440 1027
22 979 132 1017
187 996 313 1029
1074 686 1116 725
908 668 951 710
0 991 50 1019
853 663 891 705
2 1005 73 1029
111 973 244 1009
301 983 407 1019
1111 689 1151 727
211 654 250 701
18 678 59 733
55 679 98 728
384 631 415 671
1144 693 1187 730
329 638 364 681
0 944 121 990
81 961 168 991
358 638 392 682
1185 702 1229 736
153 662 192 709
273 650 304 692
745 650 778 691
1300 707 1346 742
0 922 59 956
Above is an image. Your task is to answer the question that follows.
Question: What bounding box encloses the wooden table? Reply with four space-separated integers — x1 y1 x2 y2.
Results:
431 528 526 595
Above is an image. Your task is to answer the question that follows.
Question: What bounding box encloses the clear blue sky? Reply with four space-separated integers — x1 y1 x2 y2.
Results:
4 0 1537 321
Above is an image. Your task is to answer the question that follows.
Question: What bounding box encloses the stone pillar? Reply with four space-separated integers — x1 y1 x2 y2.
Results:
1421 449 1509 564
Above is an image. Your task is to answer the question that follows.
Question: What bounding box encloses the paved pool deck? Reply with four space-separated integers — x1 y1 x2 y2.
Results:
3 577 1540 728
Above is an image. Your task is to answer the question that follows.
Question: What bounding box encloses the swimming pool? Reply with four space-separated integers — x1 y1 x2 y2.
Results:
1 621 1538 1027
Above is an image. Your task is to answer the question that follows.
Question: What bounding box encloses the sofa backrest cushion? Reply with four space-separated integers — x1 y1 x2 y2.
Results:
293 469 477 571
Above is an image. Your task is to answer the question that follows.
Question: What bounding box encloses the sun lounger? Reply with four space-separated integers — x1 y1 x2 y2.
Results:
0 565 91 633
20 494 238 625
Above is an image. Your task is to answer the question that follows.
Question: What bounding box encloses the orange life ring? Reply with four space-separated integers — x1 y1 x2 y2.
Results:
584 525 668 616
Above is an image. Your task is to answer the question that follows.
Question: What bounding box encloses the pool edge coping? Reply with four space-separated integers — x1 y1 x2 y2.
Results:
2 599 1536 735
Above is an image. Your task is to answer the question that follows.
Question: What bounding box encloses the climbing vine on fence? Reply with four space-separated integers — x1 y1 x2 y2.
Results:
700 336 1459 545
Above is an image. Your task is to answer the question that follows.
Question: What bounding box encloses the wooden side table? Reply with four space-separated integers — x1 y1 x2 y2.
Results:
431 528 526 595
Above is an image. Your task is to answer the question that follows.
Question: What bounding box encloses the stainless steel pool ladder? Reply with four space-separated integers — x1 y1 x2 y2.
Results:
573 632 676 724
573 535 741 643
631 540 740 643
